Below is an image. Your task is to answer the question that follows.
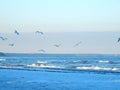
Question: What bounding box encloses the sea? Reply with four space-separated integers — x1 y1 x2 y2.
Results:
0 53 120 90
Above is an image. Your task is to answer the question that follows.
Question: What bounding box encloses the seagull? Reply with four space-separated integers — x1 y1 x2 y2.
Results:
0 36 7 41
54 44 61 47
74 41 82 47
118 37 120 42
0 37 5 40
38 49 45 53
14 30 19 35
35 31 43 35
9 43 14 47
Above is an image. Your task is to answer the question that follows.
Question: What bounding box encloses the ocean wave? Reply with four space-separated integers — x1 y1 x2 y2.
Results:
26 62 120 72
0 62 120 74
27 63 64 69
97 60 120 64
0 58 6 61
0 65 24 69
98 60 110 63
35 60 120 65
37 60 48 64
0 64 120 74
76 66 119 71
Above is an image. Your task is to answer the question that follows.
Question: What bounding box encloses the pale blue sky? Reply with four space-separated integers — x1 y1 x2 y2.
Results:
0 0 120 32
0 0 120 54
0 32 120 54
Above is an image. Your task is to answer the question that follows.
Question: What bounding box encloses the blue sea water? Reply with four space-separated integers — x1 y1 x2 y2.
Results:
0 54 120 90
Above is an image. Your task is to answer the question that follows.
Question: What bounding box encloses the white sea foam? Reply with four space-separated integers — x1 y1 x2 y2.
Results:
98 60 110 63
76 66 119 71
27 63 64 69
0 65 24 69
27 61 120 72
0 58 6 61
37 61 47 64
72 61 79 63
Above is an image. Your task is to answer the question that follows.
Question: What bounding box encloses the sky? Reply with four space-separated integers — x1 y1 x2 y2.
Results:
0 0 120 54
0 0 120 32
0 32 120 54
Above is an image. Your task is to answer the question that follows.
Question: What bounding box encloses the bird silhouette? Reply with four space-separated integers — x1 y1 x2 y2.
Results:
14 30 20 35
0 36 7 41
9 43 14 47
74 41 82 47
35 31 43 35
118 37 120 42
54 44 61 47
38 49 45 53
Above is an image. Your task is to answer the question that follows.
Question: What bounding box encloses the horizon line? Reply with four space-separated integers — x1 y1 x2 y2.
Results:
1 52 120 55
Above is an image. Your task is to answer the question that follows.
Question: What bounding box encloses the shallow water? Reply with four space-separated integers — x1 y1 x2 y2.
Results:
0 69 120 90
0 54 120 90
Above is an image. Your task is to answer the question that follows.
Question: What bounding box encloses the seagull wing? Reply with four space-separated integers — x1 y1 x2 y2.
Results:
74 42 82 47
118 38 120 42
14 30 19 35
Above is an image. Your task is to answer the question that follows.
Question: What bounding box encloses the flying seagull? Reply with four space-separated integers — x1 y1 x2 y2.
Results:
35 31 43 35
118 37 120 42
14 30 20 35
54 44 61 47
0 36 7 41
9 43 14 47
38 49 45 53
74 41 82 47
